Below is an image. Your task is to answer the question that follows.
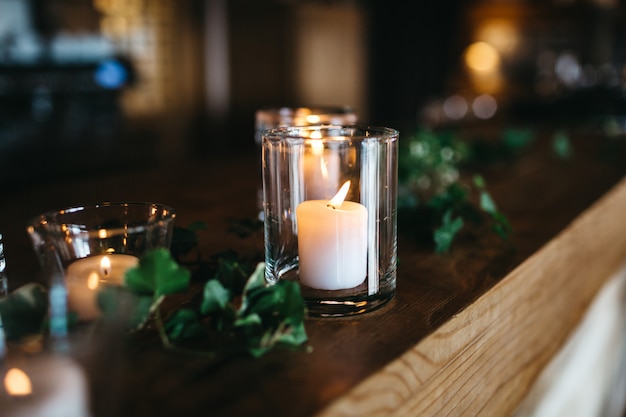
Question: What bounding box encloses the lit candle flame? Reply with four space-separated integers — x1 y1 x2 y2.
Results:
4 368 32 396
327 181 351 209
87 272 100 290
100 256 111 277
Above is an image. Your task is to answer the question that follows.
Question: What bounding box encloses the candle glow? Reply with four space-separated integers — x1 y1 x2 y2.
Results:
87 272 100 290
306 115 321 124
4 368 32 396
65 254 139 321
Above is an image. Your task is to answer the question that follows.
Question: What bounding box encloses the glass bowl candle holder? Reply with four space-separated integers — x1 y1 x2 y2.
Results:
262 125 398 317
27 202 176 331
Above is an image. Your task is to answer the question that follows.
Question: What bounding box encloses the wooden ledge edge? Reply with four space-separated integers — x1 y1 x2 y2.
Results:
320 176 626 417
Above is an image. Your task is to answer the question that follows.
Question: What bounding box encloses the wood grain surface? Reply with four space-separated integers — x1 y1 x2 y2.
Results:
0 133 624 416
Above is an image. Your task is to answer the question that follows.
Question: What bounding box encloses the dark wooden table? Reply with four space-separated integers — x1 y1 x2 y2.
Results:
1 131 625 417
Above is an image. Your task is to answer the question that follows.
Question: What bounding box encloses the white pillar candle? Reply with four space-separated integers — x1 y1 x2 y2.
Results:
296 181 367 290
65 254 139 321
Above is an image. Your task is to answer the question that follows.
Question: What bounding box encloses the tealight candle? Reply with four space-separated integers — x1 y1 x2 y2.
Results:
65 254 139 321
0 356 90 417
296 181 367 290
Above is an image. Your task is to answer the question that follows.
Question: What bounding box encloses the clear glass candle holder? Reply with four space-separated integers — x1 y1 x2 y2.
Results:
262 125 398 317
26 202 175 345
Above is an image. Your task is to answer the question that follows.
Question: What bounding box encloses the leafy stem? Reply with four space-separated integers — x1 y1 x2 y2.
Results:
100 247 309 359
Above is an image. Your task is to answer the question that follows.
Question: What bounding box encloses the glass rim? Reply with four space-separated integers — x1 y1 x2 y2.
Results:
27 201 176 227
255 105 357 116
261 125 399 142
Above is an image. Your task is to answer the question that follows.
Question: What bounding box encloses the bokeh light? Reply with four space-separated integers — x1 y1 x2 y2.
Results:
472 94 498 119
464 42 500 72
476 20 519 56
443 95 468 120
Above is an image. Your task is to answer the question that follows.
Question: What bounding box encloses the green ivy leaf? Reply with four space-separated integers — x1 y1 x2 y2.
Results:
473 174 486 189
129 295 157 330
0 283 48 340
427 183 467 212
552 131 573 159
215 254 252 293
96 286 156 330
235 264 308 356
491 211 512 240
479 191 498 214
503 128 534 153
165 309 207 342
124 248 190 297
434 210 464 253
238 263 271 314
170 221 208 261
201 280 231 314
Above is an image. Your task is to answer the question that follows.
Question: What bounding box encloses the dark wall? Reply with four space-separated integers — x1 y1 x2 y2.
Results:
365 0 466 130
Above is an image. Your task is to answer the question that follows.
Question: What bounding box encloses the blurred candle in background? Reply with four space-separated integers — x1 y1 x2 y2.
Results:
302 131 340 200
65 254 139 321
1 355 91 417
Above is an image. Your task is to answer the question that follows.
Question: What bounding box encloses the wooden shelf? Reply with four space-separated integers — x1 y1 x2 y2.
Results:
324 175 626 417
0 133 624 417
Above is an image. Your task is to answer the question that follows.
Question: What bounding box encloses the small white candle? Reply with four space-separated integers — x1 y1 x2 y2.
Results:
65 254 138 321
296 181 367 290
303 138 340 200
0 356 90 417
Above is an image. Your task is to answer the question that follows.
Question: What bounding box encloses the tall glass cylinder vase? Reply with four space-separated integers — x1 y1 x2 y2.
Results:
262 125 398 317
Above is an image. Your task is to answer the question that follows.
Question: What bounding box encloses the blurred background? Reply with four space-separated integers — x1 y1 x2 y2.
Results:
1 0 625 190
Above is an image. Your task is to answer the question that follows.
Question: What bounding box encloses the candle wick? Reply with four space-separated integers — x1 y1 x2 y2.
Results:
326 203 336 210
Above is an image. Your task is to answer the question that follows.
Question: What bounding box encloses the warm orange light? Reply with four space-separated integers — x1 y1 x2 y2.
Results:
476 20 518 55
309 130 323 139
306 115 321 124
328 181 351 209
464 42 500 72
4 368 32 396
98 229 108 239
100 256 111 277
87 272 100 290
309 137 324 156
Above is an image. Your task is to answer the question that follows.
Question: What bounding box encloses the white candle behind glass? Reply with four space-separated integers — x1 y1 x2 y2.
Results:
65 254 138 321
